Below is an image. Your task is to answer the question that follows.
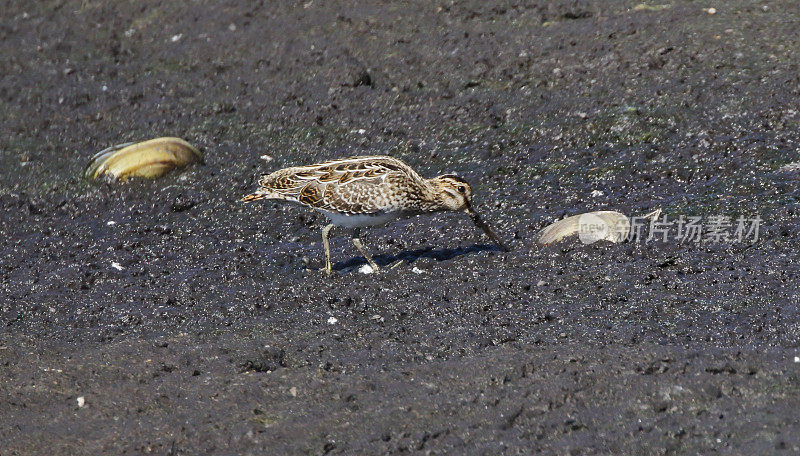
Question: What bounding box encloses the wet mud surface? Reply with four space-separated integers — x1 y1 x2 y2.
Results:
2 0 800 454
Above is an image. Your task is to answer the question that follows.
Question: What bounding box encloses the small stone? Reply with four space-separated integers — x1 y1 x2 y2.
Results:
77 396 85 408
170 34 182 42
260 154 273 162
289 387 297 397
590 190 605 197
358 264 374 274
536 280 548 287
327 316 338 325
794 356 799 363
111 262 124 271
704 7 716 14
351 70 371 87
411 267 424 274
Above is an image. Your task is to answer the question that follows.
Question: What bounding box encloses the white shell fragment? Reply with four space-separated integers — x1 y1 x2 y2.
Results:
84 137 202 181
779 161 800 173
537 211 631 245
537 209 662 245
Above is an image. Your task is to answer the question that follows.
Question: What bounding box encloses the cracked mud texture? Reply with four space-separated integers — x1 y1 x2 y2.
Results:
2 0 800 454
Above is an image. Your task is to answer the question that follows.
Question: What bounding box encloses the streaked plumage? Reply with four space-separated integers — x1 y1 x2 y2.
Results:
242 155 507 274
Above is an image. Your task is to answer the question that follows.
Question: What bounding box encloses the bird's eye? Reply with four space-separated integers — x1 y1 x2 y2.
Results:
457 185 466 193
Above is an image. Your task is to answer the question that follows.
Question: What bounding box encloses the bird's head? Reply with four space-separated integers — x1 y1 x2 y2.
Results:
431 173 509 252
432 174 473 211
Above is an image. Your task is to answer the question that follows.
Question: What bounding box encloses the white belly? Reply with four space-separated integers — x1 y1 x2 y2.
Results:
318 209 401 228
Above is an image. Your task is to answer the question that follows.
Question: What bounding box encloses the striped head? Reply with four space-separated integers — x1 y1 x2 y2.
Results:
431 174 473 211
430 173 509 252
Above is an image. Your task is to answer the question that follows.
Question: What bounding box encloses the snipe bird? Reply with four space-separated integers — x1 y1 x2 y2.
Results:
242 155 508 274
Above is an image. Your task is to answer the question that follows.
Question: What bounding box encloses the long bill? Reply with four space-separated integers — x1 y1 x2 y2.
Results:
466 206 510 252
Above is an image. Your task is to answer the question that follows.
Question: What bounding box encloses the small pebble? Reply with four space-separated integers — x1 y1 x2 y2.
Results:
537 280 548 287
794 356 799 363
358 264 374 274
111 262 124 271
170 34 182 42
289 387 297 397
77 396 85 408
327 316 338 325
411 267 424 274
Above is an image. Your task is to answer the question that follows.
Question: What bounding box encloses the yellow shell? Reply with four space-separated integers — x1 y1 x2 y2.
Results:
84 137 202 180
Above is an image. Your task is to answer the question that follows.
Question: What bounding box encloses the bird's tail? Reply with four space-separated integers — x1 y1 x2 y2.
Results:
241 192 269 203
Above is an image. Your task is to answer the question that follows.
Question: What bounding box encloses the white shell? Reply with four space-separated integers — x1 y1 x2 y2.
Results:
537 211 631 245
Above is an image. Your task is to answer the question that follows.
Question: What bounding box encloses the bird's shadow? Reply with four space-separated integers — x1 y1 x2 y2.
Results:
333 243 501 272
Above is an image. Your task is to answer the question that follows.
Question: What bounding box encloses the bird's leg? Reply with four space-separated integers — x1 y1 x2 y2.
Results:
320 224 334 275
352 228 381 273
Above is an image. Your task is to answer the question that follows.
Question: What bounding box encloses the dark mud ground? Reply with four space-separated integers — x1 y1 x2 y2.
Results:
2 0 800 454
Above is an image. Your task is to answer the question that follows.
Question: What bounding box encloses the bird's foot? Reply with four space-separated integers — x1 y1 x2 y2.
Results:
366 259 381 274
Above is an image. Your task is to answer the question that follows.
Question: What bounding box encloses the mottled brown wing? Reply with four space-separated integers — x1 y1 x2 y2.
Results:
315 178 395 214
256 156 419 213
308 156 413 185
